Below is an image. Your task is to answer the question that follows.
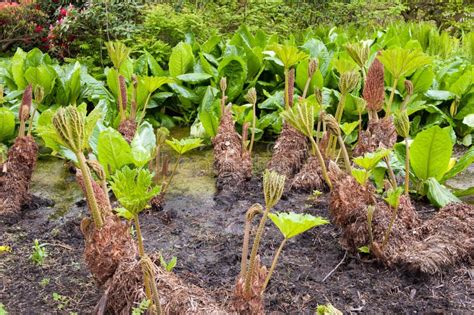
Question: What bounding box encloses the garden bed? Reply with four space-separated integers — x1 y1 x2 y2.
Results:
1 149 471 314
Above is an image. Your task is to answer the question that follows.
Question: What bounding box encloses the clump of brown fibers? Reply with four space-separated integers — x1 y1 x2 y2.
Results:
0 136 38 215
212 105 252 190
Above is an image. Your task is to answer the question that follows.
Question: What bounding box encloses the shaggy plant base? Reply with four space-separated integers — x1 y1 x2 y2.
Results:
353 117 397 157
267 123 308 179
328 166 470 273
101 256 226 314
397 202 474 274
231 256 266 315
291 156 325 192
118 118 138 143
212 107 252 191
0 136 38 215
81 216 138 287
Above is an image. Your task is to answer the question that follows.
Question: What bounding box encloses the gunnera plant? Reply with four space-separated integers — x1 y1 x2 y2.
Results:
233 170 329 314
0 84 38 215
283 100 332 191
267 45 309 179
49 105 137 286
212 77 252 191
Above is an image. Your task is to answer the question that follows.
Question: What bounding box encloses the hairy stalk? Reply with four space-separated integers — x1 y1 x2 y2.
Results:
134 214 154 312
27 102 38 136
117 75 125 122
302 77 312 99
244 204 270 296
386 78 398 116
77 152 103 228
284 69 289 109
249 102 257 155
18 120 26 138
260 238 287 294
367 205 375 249
141 255 162 315
384 156 397 188
161 156 181 194
405 138 410 195
130 75 138 120
242 123 249 152
337 135 352 173
138 92 152 126
381 204 398 249
309 136 332 190
328 93 347 156
240 204 263 278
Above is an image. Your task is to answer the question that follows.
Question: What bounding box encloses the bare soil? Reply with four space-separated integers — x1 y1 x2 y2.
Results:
0 155 472 314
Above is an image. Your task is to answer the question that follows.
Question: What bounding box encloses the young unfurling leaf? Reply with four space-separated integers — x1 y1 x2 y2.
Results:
268 212 329 239
165 137 203 155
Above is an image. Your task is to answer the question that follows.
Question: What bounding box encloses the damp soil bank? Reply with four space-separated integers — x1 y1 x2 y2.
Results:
1 142 472 314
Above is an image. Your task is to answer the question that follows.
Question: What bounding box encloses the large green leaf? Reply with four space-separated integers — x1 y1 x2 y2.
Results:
218 56 247 102
11 48 27 89
131 122 156 167
442 146 474 182
169 42 194 77
0 108 15 142
353 148 391 171
426 177 460 208
378 48 431 78
198 86 219 137
176 73 212 84
268 212 329 239
410 126 453 181
97 128 133 177
24 64 57 97
295 59 323 96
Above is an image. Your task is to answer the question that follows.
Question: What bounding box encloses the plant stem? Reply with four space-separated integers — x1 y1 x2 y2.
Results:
381 205 398 250
386 78 399 117
249 102 256 156
316 107 323 145
384 156 397 188
261 238 287 294
134 214 153 312
244 205 270 296
27 102 38 136
302 77 311 99
404 138 410 195
309 136 332 190
161 155 181 194
328 92 347 156
284 68 289 109
77 152 103 228
117 75 125 122
138 92 152 126
337 135 352 173
18 120 26 138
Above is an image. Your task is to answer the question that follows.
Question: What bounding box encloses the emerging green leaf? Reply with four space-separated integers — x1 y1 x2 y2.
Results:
353 148 391 171
165 137 203 155
268 44 307 69
268 212 329 239
426 177 460 208
378 48 431 79
110 166 161 215
384 186 403 209
351 168 371 186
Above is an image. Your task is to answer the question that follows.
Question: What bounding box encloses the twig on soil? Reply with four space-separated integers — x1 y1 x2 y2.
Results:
322 251 347 282
43 242 74 251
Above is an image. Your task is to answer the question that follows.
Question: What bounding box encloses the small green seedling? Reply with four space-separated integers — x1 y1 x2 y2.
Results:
159 255 177 272
381 186 404 249
132 299 151 315
39 277 50 287
317 303 343 315
52 292 69 311
0 303 7 315
262 212 329 294
30 239 47 266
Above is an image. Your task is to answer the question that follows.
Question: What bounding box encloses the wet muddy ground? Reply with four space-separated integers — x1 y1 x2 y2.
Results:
1 143 472 314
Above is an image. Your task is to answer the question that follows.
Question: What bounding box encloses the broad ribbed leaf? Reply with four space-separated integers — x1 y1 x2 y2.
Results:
218 56 247 101
378 48 431 78
97 128 133 177
269 212 329 239
169 42 194 77
426 177 460 208
0 107 15 142
165 137 203 155
410 126 453 181
131 122 156 167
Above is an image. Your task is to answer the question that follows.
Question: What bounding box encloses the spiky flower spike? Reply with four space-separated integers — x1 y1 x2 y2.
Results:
53 106 103 227
18 84 32 137
363 57 385 116
339 70 360 95
263 169 286 209
105 41 131 70
287 68 295 108
325 113 352 173
118 74 128 121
